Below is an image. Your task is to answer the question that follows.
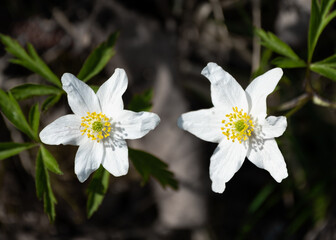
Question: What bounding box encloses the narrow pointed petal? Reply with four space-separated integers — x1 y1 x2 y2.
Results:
102 139 129 176
39 114 83 146
247 139 288 182
201 62 248 111
210 140 247 193
96 68 128 117
62 73 101 116
116 110 160 140
245 68 283 116
75 140 104 182
177 108 224 143
260 116 287 139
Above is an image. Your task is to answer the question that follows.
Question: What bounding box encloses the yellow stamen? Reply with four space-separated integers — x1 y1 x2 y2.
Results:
221 107 254 143
80 112 111 142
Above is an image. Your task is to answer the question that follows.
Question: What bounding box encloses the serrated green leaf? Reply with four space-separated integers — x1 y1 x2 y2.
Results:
0 142 36 160
127 89 153 112
77 32 119 82
35 148 57 222
0 34 61 87
129 148 178 190
271 57 306 68
36 149 47 199
10 84 63 101
308 0 336 62
40 145 63 175
0 89 36 140
41 94 62 112
255 28 301 60
28 103 40 135
310 63 336 81
86 166 110 218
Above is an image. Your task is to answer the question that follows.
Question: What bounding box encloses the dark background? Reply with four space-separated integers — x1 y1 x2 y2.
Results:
0 0 336 239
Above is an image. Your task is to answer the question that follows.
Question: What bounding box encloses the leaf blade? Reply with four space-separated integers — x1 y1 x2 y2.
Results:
28 103 40 135
0 34 61 87
271 57 306 68
10 84 63 101
129 148 178 190
127 89 153 112
0 142 36 160
86 166 110 218
255 28 301 60
310 63 336 81
0 89 36 140
77 32 119 82
40 145 63 175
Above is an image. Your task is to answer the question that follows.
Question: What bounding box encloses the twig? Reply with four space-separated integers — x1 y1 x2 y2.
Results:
251 0 261 73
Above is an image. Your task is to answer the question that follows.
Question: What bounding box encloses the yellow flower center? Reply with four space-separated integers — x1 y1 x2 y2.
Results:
80 112 112 143
221 107 254 143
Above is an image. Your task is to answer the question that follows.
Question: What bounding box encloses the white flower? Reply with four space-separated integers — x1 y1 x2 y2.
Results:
178 62 288 193
40 68 160 182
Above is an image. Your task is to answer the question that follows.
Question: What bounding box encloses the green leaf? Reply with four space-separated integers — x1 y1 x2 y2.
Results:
10 84 63 101
310 63 336 81
35 148 57 222
86 166 110 218
77 32 119 82
313 53 336 67
127 89 153 112
129 148 178 190
0 34 61 87
29 103 40 135
40 145 63 175
271 57 306 68
0 142 36 160
308 0 336 62
0 89 36 140
255 28 302 60
41 94 62 112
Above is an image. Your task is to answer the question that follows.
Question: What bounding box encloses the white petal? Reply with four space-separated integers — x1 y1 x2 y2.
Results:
102 139 129 176
116 110 160 140
245 68 283 116
210 140 247 193
247 138 288 182
62 73 101 116
96 68 128 117
39 114 83 146
75 140 104 182
260 116 287 139
201 62 248 111
177 108 224 143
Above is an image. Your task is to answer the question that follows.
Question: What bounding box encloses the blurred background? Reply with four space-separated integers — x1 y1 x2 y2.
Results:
0 0 336 239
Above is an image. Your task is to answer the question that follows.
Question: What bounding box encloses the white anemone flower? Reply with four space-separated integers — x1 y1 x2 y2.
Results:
178 62 288 193
40 68 160 182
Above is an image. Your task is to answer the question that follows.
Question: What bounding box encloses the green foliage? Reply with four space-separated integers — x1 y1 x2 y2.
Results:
35 148 58 222
0 142 36 160
40 145 63 175
310 63 336 81
271 57 306 69
308 0 336 62
127 89 153 112
0 34 61 87
255 28 303 62
0 89 37 141
86 166 110 218
28 103 40 135
310 53 336 81
41 94 62 112
10 84 63 101
77 32 119 82
129 148 178 190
